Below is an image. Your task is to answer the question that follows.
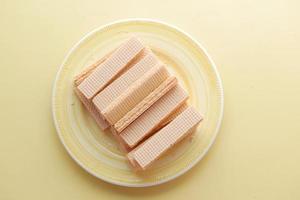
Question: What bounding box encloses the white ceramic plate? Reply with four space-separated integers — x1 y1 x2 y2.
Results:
52 19 223 187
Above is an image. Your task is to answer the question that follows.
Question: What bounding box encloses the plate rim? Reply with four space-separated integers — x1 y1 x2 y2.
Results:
52 18 224 187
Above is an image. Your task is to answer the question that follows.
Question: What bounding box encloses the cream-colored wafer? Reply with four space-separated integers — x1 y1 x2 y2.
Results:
102 64 169 125
128 106 203 170
119 85 188 147
92 51 159 111
74 88 109 130
114 76 177 133
78 37 144 99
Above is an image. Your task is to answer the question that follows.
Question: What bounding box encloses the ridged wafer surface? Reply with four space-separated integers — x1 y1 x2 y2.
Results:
120 85 188 147
129 106 202 169
114 76 177 133
103 64 169 125
78 37 144 99
92 52 159 111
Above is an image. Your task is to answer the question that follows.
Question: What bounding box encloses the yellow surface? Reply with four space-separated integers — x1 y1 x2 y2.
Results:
0 0 299 199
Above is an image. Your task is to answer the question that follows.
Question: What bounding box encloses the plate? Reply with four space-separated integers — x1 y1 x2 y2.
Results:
52 19 223 187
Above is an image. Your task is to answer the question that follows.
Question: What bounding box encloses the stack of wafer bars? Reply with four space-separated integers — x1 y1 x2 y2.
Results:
74 37 203 171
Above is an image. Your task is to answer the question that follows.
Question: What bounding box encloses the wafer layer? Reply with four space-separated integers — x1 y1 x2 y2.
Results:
92 51 159 111
119 85 188 147
128 106 203 170
103 64 169 125
114 76 178 134
77 37 144 99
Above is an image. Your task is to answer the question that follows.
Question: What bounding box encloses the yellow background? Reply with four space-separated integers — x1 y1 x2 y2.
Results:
1 0 299 199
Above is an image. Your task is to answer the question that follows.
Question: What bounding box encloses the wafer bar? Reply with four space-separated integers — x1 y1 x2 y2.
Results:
127 106 203 170
73 50 113 130
102 64 169 125
119 85 188 147
77 37 144 99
